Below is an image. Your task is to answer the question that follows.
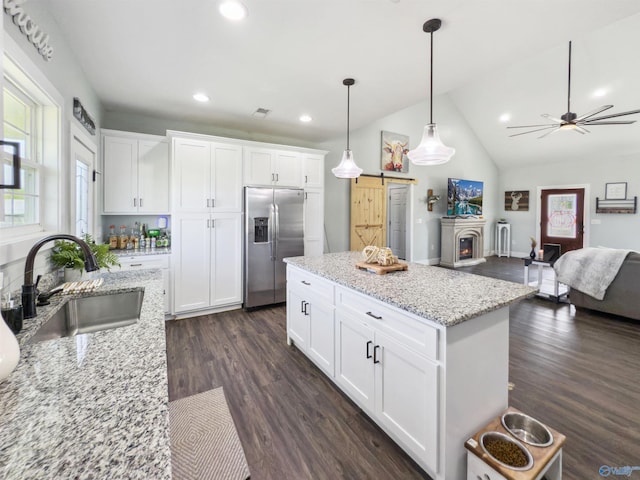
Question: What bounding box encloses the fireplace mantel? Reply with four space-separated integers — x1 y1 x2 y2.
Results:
440 217 487 268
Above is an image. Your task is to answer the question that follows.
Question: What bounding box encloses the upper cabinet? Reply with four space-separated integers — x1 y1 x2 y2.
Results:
172 136 243 213
243 147 302 187
303 153 324 189
102 130 169 214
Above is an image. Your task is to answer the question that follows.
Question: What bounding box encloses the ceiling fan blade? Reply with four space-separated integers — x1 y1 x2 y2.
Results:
509 126 559 137
582 120 636 125
575 126 589 134
507 123 559 129
575 105 613 121
541 114 565 124
585 108 640 122
538 127 561 139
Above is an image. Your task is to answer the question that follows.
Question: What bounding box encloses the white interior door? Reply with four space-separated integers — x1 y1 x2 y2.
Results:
70 124 96 237
387 184 408 260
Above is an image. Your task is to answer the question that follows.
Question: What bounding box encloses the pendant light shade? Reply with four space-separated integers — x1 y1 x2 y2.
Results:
332 78 363 179
407 18 455 166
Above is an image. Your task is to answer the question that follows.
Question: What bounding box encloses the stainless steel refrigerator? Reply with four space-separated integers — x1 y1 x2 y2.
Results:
244 187 304 308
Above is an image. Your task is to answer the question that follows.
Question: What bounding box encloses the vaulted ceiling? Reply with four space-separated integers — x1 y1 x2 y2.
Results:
42 1 640 167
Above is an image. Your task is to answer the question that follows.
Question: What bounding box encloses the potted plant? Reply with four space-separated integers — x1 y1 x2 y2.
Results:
51 233 120 281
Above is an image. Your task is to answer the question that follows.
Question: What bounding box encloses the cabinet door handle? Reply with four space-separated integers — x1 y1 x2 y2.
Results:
305 175 308 184
207 219 210 228
206 198 210 208
366 311 382 320
139 198 143 207
133 198 137 207
301 280 311 286
373 345 381 364
271 173 275 182
305 192 308 200
211 198 215 208
276 173 279 182
366 340 373 359
300 300 306 313
211 219 215 228
130 263 143 267
303 301 309 315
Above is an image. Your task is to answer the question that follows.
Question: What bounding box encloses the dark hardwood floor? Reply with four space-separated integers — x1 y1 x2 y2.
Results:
166 256 640 480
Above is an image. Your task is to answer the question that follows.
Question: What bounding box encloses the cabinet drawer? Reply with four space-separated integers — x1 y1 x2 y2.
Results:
118 255 170 270
287 266 333 303
336 286 438 361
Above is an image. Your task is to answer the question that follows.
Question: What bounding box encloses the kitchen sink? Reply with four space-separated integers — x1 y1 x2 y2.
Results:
27 289 144 344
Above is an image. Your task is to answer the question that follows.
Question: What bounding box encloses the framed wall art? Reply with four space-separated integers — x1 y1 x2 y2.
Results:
605 182 627 200
381 131 409 173
505 190 529 211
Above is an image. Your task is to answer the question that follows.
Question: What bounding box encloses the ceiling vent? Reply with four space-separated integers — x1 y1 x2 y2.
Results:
252 108 271 119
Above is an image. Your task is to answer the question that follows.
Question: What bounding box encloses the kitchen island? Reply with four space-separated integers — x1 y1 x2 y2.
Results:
285 252 536 480
0 269 170 479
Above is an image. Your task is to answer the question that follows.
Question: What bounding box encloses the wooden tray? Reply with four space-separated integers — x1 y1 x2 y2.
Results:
355 261 408 275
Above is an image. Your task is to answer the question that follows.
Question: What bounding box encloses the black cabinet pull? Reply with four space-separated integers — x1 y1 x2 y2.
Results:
300 300 306 313
366 311 382 320
303 302 309 315
373 345 381 364
301 280 311 286
366 340 373 359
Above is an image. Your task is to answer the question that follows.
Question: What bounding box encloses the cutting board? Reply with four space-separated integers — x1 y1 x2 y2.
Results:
355 261 408 275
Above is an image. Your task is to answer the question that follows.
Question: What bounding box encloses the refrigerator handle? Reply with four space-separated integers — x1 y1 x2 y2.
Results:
274 203 280 261
269 203 275 261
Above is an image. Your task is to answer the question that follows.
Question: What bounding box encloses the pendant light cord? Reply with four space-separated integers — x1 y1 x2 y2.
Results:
346 83 351 150
429 29 434 124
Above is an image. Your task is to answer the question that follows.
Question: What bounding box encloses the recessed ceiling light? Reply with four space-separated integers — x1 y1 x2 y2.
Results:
593 88 607 98
219 1 247 21
193 93 210 103
499 113 511 123
299 114 312 123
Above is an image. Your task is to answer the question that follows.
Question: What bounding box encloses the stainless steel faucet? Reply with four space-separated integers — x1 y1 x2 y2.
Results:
22 234 100 319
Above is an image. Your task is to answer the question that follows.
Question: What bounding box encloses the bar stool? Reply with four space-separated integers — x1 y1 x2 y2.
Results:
496 222 511 257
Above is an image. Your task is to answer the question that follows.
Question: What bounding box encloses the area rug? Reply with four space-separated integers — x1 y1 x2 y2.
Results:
169 387 251 480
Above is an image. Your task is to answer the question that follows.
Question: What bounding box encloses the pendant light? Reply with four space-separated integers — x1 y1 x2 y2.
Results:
332 78 363 178
407 18 455 166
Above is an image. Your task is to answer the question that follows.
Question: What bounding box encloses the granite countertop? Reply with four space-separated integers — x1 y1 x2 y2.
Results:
0 269 170 479
285 252 537 327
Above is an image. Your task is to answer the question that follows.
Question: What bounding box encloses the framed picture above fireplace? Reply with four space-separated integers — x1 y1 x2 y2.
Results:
447 178 483 216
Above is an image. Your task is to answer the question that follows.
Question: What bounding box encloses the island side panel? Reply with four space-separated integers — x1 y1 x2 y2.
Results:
441 306 510 480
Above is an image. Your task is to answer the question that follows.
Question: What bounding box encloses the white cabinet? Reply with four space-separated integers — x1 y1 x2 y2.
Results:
172 137 242 213
286 267 335 376
243 147 302 187
103 131 169 214
303 153 324 188
304 189 324 256
173 213 242 313
335 297 439 471
117 254 171 314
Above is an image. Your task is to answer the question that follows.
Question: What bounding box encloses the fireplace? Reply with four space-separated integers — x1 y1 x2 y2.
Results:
440 217 486 268
459 238 473 260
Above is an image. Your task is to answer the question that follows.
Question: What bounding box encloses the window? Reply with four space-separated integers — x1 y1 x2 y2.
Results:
1 81 41 230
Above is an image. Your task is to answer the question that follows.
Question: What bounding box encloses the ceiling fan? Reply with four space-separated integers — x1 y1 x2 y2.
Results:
507 41 640 138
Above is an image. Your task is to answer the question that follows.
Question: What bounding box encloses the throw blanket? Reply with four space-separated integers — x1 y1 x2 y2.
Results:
553 247 632 300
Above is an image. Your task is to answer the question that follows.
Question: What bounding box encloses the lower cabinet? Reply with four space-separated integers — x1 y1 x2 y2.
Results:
173 213 242 313
118 254 171 314
335 307 439 472
286 267 335 376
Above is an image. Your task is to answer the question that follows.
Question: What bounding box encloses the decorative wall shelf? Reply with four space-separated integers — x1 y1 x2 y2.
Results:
595 196 637 214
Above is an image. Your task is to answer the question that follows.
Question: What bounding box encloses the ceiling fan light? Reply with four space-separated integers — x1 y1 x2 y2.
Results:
407 124 455 166
560 123 577 130
332 149 363 178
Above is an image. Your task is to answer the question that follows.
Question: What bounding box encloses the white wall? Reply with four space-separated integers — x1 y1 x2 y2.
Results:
319 93 499 263
1 6 102 294
500 152 640 253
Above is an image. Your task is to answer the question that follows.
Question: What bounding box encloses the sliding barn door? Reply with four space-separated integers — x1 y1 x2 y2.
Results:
350 177 386 251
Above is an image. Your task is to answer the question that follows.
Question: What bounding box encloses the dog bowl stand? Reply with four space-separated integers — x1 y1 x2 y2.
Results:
465 407 565 480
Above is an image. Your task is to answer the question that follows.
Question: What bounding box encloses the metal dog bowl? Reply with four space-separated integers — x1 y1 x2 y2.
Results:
501 412 553 447
480 431 534 471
